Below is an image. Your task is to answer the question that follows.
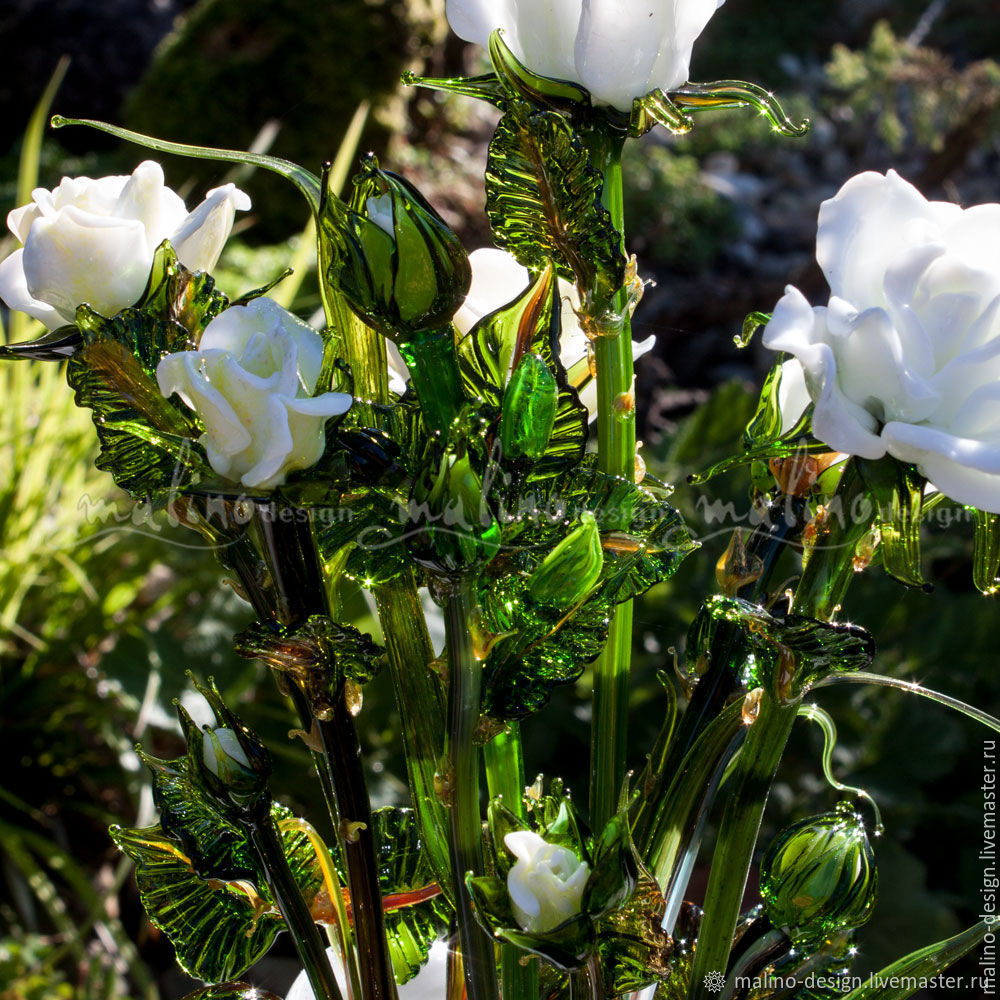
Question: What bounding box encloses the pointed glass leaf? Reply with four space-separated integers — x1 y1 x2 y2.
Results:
487 30 591 111
52 116 321 213
457 265 587 478
0 324 81 360
403 70 508 109
856 458 928 589
485 103 625 307
838 920 989 1000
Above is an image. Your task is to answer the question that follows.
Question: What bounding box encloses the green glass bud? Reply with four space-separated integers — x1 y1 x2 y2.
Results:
529 512 603 608
409 446 501 573
500 353 558 462
760 804 878 943
177 677 272 814
321 154 471 341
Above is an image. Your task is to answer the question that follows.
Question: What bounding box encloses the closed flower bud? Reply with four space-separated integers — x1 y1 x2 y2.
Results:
760 805 878 943
202 728 258 792
529 512 603 607
323 156 471 342
504 830 590 934
500 353 558 462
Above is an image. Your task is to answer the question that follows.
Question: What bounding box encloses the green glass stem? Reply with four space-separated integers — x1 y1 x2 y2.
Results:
793 460 871 622
373 573 452 899
687 463 872 1000
255 510 398 1000
484 724 539 1000
445 580 499 1000
568 954 604 1000
398 326 467 435
642 702 746 923
586 129 637 830
247 807 345 1000
686 695 798 1000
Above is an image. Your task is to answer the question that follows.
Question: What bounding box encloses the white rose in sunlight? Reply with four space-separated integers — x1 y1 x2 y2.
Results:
287 938 448 1000
0 160 250 330
504 830 590 933
764 169 1000 513
446 0 726 111
448 247 654 417
156 297 352 489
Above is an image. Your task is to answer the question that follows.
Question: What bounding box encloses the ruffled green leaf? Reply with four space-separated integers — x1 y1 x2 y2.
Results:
689 596 874 704
485 103 625 307
65 242 233 498
111 802 321 984
582 814 637 920
597 885 700 997
315 489 409 586
856 458 928 589
370 808 451 984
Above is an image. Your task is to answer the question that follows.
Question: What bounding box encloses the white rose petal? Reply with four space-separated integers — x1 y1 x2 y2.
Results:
0 160 249 330
446 0 725 111
764 170 1000 512
156 298 351 489
504 829 590 934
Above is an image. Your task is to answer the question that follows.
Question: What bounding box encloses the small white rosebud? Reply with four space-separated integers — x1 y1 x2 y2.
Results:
504 830 590 934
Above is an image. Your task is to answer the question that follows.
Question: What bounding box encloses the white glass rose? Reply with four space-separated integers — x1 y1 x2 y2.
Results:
0 160 249 330
446 0 726 111
157 297 352 489
504 829 590 933
764 170 1000 514
396 247 654 415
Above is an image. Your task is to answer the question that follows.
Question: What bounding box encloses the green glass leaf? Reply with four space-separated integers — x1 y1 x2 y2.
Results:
233 616 385 723
485 103 625 307
318 493 410 586
838 920 989 1000
735 311 772 349
500 353 559 462
111 803 321 984
597 887 699 997
973 509 1000 595
457 264 587 479
689 360 826 485
369 807 451 984
64 241 233 498
690 596 874 703
181 986 281 1000
582 814 637 920
856 458 928 589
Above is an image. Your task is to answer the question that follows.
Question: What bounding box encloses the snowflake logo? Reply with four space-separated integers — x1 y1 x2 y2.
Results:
703 970 726 993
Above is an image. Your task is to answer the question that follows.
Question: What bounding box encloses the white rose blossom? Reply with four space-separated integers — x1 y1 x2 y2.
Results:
395 247 654 416
504 830 590 933
764 169 1000 513
0 160 249 330
156 297 352 489
446 0 726 111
